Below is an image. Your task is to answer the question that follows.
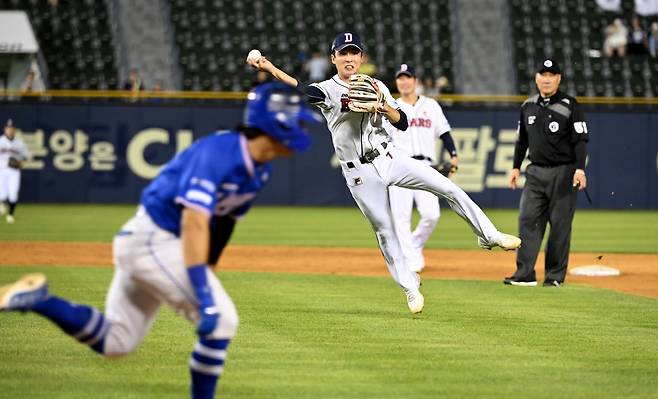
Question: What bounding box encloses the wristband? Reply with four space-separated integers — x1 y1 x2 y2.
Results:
187 264 212 306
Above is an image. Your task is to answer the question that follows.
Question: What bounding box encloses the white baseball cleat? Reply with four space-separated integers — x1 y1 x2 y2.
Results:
0 273 49 311
404 288 424 314
6 215 15 224
495 233 522 251
478 233 521 251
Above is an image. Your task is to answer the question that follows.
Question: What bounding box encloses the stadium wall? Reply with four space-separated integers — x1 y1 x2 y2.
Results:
1 102 656 209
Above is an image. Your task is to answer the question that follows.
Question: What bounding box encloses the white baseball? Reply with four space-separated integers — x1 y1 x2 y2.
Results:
246 49 262 64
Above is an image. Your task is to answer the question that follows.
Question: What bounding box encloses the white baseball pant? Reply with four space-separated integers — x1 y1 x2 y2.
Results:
105 207 239 356
340 143 499 290
388 183 440 272
0 168 21 202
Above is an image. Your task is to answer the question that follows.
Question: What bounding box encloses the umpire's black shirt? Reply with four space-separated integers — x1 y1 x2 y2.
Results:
512 90 589 170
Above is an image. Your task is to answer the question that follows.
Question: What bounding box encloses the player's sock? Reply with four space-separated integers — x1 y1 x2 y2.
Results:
32 296 108 354
8 201 16 215
189 337 230 399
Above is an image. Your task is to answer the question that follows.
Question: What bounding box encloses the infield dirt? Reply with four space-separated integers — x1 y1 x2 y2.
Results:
1 241 657 299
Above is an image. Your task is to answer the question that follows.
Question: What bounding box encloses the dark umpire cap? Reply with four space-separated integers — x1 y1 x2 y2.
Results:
331 31 364 52
395 63 416 78
537 58 561 74
5 119 13 128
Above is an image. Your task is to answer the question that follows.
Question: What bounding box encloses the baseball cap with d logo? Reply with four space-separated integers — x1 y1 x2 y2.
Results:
331 32 364 53
395 64 417 78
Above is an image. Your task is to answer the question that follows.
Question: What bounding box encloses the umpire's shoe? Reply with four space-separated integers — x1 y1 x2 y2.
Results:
503 275 537 286
0 273 49 311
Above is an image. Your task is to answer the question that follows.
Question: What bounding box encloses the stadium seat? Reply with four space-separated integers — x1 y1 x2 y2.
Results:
509 0 645 98
168 0 455 91
6 0 119 89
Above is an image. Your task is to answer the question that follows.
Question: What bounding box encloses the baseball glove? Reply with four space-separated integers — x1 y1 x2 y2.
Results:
434 162 458 177
347 74 384 113
8 158 22 170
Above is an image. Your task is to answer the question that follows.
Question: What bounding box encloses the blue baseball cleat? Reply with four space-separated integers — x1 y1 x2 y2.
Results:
0 273 49 311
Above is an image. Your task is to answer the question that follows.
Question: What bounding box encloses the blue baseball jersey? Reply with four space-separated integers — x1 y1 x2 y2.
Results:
141 131 272 236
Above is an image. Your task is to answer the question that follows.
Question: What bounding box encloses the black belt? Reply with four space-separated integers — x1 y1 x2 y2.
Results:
359 142 388 164
412 155 432 161
532 162 572 168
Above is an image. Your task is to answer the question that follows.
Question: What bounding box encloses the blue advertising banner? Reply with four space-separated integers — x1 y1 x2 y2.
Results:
1 102 656 209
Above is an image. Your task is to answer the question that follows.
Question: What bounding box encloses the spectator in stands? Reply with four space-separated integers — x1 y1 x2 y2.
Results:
627 16 648 55
305 52 329 82
123 68 144 92
604 18 628 57
437 75 453 94
123 68 143 102
358 54 377 78
147 79 165 103
20 69 45 96
152 79 163 92
649 22 658 58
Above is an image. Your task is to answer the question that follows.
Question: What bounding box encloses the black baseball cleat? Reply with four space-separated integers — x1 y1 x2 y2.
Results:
503 275 537 286
543 280 562 287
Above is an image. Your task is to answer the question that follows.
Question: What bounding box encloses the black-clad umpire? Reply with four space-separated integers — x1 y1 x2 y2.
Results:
506 59 589 287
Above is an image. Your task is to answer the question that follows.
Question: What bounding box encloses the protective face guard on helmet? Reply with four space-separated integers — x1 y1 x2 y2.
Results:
244 83 319 152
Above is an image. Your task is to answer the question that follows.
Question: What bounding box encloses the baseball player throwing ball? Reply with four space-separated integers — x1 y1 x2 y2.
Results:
248 32 521 314
385 64 458 273
0 83 317 399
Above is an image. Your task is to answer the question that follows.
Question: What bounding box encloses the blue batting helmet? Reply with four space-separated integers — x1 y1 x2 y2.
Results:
243 83 319 152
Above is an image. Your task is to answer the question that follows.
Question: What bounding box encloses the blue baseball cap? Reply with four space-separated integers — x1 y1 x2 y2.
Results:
244 83 320 152
395 63 416 78
331 32 364 53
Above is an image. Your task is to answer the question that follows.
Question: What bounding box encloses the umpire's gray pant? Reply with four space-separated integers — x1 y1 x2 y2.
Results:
515 163 578 283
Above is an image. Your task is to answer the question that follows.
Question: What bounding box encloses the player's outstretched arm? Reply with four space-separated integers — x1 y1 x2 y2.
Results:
248 56 298 88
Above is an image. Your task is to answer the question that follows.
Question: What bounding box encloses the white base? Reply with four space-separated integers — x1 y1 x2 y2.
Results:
570 265 620 277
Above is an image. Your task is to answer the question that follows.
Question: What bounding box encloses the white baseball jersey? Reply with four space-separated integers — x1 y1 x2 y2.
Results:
385 95 451 163
0 134 30 169
310 75 399 161
307 73 502 300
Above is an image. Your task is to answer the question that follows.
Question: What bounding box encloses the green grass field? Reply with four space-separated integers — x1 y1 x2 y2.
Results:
1 205 657 398
1 205 657 252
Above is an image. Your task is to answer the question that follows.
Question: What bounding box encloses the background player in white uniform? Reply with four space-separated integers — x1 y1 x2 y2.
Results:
0 119 30 224
386 64 458 273
0 83 317 399
249 32 521 314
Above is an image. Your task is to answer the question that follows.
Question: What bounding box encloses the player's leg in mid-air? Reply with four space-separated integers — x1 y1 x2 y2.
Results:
384 149 521 250
340 160 424 314
388 185 426 273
